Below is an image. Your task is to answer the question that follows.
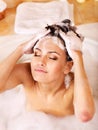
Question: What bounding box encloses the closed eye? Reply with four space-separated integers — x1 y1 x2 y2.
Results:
49 57 58 60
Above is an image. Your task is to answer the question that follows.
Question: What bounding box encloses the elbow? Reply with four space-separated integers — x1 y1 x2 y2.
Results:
79 112 93 122
78 110 95 122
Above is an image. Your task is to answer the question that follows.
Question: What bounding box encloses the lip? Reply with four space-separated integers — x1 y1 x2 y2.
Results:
34 68 47 73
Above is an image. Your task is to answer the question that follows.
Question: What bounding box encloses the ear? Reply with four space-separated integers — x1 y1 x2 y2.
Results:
64 61 73 74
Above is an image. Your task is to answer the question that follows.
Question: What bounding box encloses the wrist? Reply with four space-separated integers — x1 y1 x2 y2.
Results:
72 51 83 62
17 44 25 55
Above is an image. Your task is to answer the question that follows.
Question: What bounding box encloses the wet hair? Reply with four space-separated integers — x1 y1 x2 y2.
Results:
33 19 83 61
45 19 82 61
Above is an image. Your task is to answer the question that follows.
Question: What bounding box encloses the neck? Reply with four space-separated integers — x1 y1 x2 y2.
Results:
37 79 66 97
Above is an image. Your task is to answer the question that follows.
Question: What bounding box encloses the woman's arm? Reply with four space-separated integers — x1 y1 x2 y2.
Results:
0 44 25 92
60 30 95 122
73 51 95 122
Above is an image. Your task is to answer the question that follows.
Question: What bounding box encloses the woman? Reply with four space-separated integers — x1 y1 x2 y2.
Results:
0 19 95 122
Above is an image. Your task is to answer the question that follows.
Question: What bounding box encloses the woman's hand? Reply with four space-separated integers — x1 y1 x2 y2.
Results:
23 29 50 54
60 31 83 60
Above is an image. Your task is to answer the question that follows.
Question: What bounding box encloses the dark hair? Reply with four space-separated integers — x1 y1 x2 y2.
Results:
45 19 82 61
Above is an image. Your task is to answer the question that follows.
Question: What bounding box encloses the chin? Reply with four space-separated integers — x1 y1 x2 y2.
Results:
33 76 48 83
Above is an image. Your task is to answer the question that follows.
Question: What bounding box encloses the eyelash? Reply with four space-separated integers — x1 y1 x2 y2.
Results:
34 53 58 60
49 57 58 60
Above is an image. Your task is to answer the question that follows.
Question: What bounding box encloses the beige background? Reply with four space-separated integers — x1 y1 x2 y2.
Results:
0 0 98 35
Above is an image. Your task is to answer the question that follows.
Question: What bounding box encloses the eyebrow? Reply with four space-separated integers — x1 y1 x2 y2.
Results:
34 48 61 56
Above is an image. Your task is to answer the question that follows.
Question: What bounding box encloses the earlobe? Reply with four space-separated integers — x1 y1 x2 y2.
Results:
64 61 73 74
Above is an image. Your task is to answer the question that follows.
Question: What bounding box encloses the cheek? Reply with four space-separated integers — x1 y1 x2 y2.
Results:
47 63 65 81
30 59 36 74
49 62 65 74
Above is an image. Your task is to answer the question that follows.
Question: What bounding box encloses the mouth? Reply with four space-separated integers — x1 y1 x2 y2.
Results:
34 68 47 73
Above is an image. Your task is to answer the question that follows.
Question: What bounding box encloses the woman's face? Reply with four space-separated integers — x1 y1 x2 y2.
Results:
31 37 72 83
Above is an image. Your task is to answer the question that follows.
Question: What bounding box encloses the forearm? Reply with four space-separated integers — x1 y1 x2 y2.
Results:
0 45 23 86
73 51 95 122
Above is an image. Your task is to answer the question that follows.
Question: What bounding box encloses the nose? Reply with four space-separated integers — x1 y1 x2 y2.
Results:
38 56 47 66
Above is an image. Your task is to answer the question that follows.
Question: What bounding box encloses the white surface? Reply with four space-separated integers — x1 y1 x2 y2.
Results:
14 1 73 34
77 23 98 41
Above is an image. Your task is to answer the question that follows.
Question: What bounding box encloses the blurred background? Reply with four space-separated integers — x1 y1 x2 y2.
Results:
0 0 98 35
